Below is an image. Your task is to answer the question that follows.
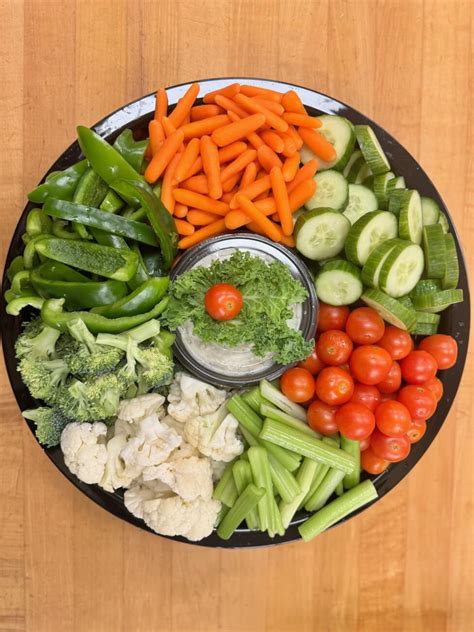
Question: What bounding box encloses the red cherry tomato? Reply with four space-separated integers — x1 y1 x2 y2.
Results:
315 367 354 405
377 361 402 394
359 436 371 451
419 334 458 369
349 345 392 385
350 383 381 412
335 402 375 440
378 325 414 360
345 307 385 344
406 419 427 443
281 367 315 403
370 429 411 462
375 400 411 436
204 283 243 321
361 448 389 474
397 385 437 420
318 303 350 332
307 399 339 435
423 376 443 402
400 350 438 384
316 330 353 366
298 344 326 375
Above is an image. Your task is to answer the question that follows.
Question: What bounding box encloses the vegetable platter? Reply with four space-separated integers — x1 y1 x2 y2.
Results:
1 78 470 548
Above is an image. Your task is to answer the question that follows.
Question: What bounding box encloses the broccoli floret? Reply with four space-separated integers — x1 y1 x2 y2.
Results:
22 406 72 447
56 372 128 422
18 357 70 405
15 317 60 360
135 345 174 392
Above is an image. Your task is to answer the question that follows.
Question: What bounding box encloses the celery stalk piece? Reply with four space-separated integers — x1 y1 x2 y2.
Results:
260 403 320 438
259 379 307 421
213 460 238 507
217 484 265 541
335 482 344 496
259 418 356 475
247 446 275 534
298 480 378 542
267 454 300 503
279 458 319 529
304 467 346 512
300 463 330 509
242 387 267 413
232 460 259 530
341 436 361 490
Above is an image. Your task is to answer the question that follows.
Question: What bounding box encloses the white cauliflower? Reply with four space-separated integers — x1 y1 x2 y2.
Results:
60 422 108 485
100 433 138 492
144 455 213 501
167 373 227 422
210 459 227 483
123 479 172 519
184 407 244 462
118 393 166 423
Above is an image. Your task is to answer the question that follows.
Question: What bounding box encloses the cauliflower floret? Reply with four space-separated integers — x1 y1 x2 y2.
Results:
210 459 228 483
124 479 172 519
144 455 213 501
118 393 166 422
167 373 227 422
161 414 186 438
184 407 244 462
60 422 108 485
100 433 139 492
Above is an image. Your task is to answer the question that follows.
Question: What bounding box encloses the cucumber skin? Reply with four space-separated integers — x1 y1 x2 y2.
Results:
345 211 398 267
317 115 356 172
294 208 350 261
361 288 417 330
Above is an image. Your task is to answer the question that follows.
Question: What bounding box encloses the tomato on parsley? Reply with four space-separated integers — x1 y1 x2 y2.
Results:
205 283 243 321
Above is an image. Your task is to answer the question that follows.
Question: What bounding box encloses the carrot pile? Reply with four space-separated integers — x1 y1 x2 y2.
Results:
144 82 337 250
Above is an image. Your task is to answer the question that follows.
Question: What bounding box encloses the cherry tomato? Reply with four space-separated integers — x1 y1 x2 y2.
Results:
345 307 385 344
397 385 437 420
406 419 427 443
350 383 381 412
298 344 326 375
318 303 350 332
335 402 375 440
339 363 350 372
361 448 389 474
377 361 402 394
349 345 392 385
380 391 397 403
307 399 339 435
281 367 315 403
315 367 354 405
378 325 414 360
359 436 371 451
375 400 411 436
423 376 443 402
400 350 438 384
419 334 458 369
316 330 353 366
370 429 411 462
205 283 243 321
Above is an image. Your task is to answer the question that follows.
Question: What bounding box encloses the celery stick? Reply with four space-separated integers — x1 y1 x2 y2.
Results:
279 458 319 529
299 463 329 509
267 454 300 503
260 379 307 421
248 446 275 533
298 480 378 542
304 467 346 512
242 387 266 413
260 403 319 438
217 484 265 540
213 460 238 507
335 482 344 496
232 460 259 530
259 419 356 475
271 501 285 537
341 436 361 490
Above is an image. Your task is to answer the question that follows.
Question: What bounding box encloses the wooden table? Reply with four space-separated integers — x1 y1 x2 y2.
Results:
1 1 472 630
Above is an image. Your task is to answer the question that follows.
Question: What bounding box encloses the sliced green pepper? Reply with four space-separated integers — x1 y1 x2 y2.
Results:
113 129 148 174
140 248 165 277
91 277 169 317
28 160 88 203
128 243 149 289
35 260 89 282
11 270 33 295
40 296 169 333
154 329 175 361
5 289 19 303
52 220 80 240
6 296 44 316
72 166 109 239
24 234 49 269
26 209 52 236
100 190 124 213
7 255 25 283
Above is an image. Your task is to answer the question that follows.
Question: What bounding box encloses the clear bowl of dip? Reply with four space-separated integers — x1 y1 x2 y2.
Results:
169 233 318 387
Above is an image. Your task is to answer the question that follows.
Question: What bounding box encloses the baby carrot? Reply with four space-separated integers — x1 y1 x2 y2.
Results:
187 157 203 178
175 137 200 183
183 114 191 125
182 174 209 195
149 119 165 156
240 85 283 102
220 149 257 182
175 219 195 236
154 88 168 121
217 141 248 163
187 209 220 226
281 90 307 114
226 111 264 149
283 112 321 128
212 113 266 147
257 145 283 172
178 218 227 249
221 192 235 203
229 174 271 208
173 189 230 215
162 116 177 137
279 234 296 248
234 93 288 133
200 135 222 200
282 153 301 182
287 159 319 193
298 127 337 163
180 115 230 140
168 82 200 128
270 166 292 236
225 197 277 230
251 97 285 116
222 172 241 193
203 83 241 104
288 178 317 212
161 152 182 213
174 203 188 218
240 161 258 189
286 125 304 150
235 194 282 242
260 130 285 154
190 104 223 121
247 218 285 241
214 94 248 118
277 132 298 157
145 129 185 183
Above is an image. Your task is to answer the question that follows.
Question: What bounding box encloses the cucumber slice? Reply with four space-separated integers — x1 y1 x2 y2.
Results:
442 233 459 289
422 224 446 278
315 260 363 306
438 212 450 233
361 174 374 188
294 208 350 260
410 278 442 298
300 116 356 172
361 288 417 330
421 197 440 225
388 189 408 215
398 295 414 309
304 170 348 211
373 172 395 209
361 238 399 288
346 156 367 183
413 322 439 336
342 150 363 178
415 311 440 325
354 163 372 184
386 176 406 195
345 211 398 266
378 241 425 298
343 184 378 225
411 289 464 313
399 190 423 244
354 125 391 175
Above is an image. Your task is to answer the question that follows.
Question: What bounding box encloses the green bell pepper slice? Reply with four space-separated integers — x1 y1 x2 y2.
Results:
6 296 45 316
100 190 124 213
24 234 50 269
26 208 52 237
11 270 33 295
35 260 89 282
28 160 88 203
91 277 169 317
7 256 25 283
52 220 80 240
113 129 148 174
72 166 109 239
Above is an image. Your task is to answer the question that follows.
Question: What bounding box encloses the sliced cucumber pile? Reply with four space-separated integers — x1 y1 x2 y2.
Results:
373 171 394 209
378 240 424 298
361 239 399 288
354 125 391 174
399 190 423 244
305 170 348 211
361 288 417 330
413 311 440 335
345 211 398 266
421 197 440 225
294 208 350 260
300 115 356 172
343 184 378 225
315 260 363 306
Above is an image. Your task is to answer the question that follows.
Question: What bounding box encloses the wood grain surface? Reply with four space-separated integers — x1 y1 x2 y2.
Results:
0 1 472 631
